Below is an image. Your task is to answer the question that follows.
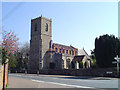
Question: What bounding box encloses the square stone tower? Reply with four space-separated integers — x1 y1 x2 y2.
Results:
29 16 52 71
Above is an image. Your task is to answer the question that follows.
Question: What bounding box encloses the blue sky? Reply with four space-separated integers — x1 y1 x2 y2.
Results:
2 2 118 54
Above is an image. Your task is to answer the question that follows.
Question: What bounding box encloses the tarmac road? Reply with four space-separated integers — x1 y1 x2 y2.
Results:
8 73 119 89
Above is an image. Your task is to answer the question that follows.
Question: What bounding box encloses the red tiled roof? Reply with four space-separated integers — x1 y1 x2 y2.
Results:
53 43 78 51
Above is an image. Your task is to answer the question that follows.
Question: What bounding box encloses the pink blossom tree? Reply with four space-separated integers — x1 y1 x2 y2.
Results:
1 30 19 89
2 30 19 56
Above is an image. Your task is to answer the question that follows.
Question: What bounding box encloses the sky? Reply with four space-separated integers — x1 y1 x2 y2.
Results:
2 2 118 54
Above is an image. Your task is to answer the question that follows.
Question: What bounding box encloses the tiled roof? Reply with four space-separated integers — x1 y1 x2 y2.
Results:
53 43 78 51
79 48 90 59
72 55 85 62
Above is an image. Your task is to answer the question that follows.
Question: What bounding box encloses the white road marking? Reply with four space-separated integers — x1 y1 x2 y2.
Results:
10 74 22 77
31 79 94 88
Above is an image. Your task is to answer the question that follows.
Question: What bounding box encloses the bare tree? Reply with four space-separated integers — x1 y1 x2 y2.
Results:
19 42 30 70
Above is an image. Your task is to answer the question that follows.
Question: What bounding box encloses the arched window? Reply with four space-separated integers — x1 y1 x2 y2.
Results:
72 51 74 55
70 50 71 55
45 23 48 32
66 50 68 54
75 51 77 55
49 40 52 49
59 49 61 53
66 59 70 69
63 49 65 53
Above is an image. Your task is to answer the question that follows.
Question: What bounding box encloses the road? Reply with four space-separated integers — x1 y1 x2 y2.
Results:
8 73 119 89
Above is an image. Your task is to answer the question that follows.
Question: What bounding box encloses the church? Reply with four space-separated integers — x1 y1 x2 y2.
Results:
28 16 91 71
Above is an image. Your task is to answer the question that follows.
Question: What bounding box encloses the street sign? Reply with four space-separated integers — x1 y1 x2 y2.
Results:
114 57 120 60
112 61 117 64
113 55 120 76
112 61 120 63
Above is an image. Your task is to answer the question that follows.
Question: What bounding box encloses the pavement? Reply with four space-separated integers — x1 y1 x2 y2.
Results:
8 76 74 88
7 73 119 89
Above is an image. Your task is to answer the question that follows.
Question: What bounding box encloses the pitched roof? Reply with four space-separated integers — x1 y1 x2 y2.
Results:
72 55 85 62
53 43 78 51
79 48 90 59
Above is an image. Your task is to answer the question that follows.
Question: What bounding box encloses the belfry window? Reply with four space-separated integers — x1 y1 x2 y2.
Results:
45 23 48 32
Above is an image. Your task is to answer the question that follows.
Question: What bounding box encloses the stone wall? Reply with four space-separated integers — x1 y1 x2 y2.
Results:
41 17 52 69
29 17 42 70
38 68 118 77
11 67 119 77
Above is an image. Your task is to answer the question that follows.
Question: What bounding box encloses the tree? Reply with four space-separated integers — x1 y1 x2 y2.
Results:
115 38 120 57
2 48 7 65
90 49 96 68
1 30 19 89
2 30 19 56
14 51 24 70
22 42 30 69
8 54 18 70
19 42 30 70
95 34 120 68
2 30 19 68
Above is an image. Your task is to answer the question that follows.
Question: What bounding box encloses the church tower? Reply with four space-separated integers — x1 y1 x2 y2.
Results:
29 16 52 71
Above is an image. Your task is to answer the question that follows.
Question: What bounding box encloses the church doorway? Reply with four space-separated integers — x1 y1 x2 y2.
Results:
71 61 75 69
66 59 70 69
49 62 55 69
84 62 87 68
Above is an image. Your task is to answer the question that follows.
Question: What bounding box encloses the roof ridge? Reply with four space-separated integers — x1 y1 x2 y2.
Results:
83 48 90 59
53 43 78 50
